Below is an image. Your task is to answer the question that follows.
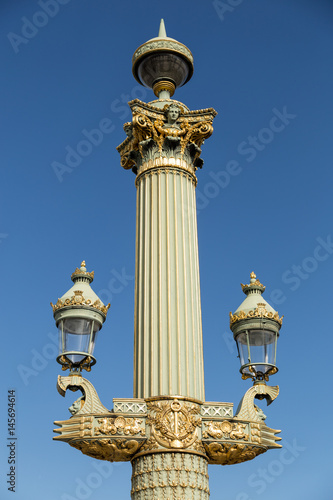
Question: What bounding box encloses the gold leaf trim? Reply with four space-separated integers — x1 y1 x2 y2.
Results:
204 442 266 465
229 305 283 326
203 421 249 441
71 267 94 281
51 290 110 316
95 417 145 437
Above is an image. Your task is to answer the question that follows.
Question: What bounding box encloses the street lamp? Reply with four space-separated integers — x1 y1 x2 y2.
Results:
230 272 283 382
52 21 284 499
50 261 110 372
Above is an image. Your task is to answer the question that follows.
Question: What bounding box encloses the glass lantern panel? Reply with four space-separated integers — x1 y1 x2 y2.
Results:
88 324 100 355
236 332 251 368
58 318 100 364
236 329 277 376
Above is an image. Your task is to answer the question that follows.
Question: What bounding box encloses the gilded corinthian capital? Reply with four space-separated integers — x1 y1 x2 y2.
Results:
117 99 217 175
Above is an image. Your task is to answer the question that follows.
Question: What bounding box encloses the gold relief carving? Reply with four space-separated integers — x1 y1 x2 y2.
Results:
139 435 158 452
192 439 206 454
117 99 216 173
70 438 142 462
204 442 266 465
147 399 201 449
95 417 145 437
117 129 139 171
203 421 249 441
229 305 283 326
51 291 110 316
131 109 213 157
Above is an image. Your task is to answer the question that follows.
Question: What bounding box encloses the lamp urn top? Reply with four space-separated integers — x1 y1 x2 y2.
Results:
132 19 194 98
50 261 110 325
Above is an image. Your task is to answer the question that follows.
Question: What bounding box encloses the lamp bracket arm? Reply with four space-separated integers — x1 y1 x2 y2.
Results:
57 375 111 415
234 384 279 422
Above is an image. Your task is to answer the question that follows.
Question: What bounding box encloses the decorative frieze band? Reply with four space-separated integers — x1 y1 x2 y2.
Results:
54 377 281 466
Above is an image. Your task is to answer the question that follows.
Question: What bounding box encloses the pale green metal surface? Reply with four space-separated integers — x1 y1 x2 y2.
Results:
134 170 205 400
158 18 167 38
131 453 210 499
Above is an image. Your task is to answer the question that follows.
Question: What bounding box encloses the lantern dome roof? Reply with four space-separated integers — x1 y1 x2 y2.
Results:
50 261 110 324
230 272 283 328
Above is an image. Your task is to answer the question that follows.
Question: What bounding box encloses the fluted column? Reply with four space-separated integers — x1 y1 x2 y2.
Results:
134 163 204 400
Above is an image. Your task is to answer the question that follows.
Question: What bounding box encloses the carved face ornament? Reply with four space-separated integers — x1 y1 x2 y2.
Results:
168 105 180 123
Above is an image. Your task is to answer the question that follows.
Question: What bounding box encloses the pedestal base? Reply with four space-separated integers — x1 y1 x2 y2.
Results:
131 452 210 499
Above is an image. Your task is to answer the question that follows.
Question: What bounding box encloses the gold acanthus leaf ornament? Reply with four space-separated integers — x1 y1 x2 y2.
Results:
70 438 142 462
131 112 214 156
117 100 216 172
203 421 249 441
95 417 145 437
204 442 266 465
229 305 283 326
51 290 110 316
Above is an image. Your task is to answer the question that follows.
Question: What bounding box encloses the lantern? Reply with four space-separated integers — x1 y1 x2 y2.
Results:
230 272 283 381
51 261 110 372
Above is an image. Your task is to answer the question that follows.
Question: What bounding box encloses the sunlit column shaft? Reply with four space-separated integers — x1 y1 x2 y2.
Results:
134 167 205 401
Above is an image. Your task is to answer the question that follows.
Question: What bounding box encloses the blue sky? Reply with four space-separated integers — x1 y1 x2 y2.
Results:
1 0 333 499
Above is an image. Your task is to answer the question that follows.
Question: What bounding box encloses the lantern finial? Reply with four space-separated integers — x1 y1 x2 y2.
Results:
241 272 266 294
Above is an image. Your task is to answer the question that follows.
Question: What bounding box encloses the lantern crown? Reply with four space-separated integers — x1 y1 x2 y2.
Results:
230 272 283 327
70 260 94 284
50 261 110 322
241 271 266 294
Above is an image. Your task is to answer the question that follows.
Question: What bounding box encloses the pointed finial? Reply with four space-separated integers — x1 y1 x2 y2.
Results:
240 272 265 294
158 19 167 38
250 271 256 283
70 261 94 283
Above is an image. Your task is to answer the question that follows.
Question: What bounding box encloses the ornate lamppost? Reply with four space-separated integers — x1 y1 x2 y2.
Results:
51 21 284 499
